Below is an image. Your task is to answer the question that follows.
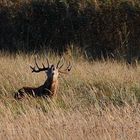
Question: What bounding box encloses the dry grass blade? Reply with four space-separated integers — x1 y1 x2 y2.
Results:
0 52 140 139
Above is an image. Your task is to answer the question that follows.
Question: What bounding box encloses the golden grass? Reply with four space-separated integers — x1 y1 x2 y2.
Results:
0 52 140 139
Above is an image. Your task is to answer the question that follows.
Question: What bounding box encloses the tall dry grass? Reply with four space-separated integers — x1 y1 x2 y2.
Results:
0 52 140 139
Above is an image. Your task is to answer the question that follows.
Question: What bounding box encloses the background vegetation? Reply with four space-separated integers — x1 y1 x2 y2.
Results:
0 0 140 62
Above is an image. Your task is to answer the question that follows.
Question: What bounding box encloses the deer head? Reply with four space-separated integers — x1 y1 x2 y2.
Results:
30 57 72 82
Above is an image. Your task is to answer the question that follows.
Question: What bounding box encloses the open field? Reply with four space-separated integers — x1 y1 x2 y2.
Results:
0 52 140 139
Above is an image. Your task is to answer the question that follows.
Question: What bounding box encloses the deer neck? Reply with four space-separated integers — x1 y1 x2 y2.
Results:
44 78 53 89
43 77 58 96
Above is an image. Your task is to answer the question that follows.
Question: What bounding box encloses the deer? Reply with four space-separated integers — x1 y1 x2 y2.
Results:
14 57 72 100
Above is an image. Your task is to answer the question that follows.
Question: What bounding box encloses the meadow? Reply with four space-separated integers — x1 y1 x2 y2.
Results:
0 51 140 140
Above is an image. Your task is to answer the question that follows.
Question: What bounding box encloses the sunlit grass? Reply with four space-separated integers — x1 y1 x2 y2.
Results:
0 52 140 139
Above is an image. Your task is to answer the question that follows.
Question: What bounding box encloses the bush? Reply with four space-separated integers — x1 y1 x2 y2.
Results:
0 0 140 60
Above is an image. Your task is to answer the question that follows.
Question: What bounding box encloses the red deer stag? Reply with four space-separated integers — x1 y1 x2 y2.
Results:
14 57 72 99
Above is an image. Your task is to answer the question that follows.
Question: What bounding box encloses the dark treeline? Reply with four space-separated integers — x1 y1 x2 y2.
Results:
0 0 140 61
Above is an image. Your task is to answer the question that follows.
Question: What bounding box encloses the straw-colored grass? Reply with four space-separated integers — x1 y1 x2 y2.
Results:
0 52 140 140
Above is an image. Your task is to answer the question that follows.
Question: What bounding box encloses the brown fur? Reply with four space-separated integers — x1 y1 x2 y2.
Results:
14 59 71 100
14 80 58 99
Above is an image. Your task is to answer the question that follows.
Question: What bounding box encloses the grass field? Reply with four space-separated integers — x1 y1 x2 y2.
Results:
0 52 140 140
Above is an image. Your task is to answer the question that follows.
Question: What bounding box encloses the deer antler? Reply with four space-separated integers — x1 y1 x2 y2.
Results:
58 61 72 74
56 57 64 69
30 57 49 73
